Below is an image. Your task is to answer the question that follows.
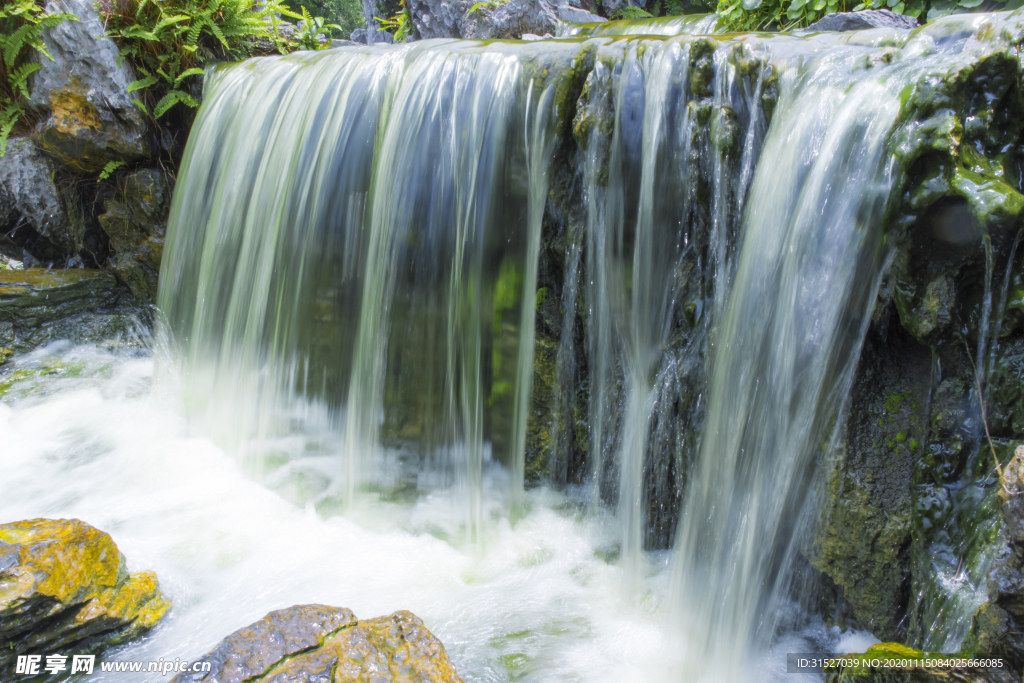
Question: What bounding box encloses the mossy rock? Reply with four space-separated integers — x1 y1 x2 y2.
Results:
823 642 1016 682
0 518 170 670
172 605 462 683
0 268 136 352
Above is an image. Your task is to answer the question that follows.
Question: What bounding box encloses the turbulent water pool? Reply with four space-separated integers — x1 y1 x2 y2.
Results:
0 342 876 682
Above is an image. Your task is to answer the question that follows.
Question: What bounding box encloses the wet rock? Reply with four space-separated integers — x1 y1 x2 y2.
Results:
29 0 150 173
407 0 603 40
0 137 76 263
172 605 463 683
0 268 135 352
0 518 170 670
350 27 395 43
806 9 919 32
813 330 931 640
97 168 172 304
823 642 1017 682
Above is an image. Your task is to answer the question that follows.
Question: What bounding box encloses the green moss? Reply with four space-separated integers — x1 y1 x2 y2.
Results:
535 287 548 310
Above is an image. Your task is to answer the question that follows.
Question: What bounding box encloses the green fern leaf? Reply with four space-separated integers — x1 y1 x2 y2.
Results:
127 74 160 92
98 160 125 181
173 67 206 86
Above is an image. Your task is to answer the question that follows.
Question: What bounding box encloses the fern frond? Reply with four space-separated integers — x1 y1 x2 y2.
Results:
98 159 125 180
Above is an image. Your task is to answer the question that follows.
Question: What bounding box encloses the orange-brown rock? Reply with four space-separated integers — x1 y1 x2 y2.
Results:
173 605 463 683
0 518 170 669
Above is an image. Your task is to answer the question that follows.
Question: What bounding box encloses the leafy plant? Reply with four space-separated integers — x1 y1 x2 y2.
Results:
376 0 411 40
98 159 125 180
0 0 76 156
716 0 1020 31
102 0 303 119
610 5 654 18
282 0 363 38
293 6 342 49
466 0 505 17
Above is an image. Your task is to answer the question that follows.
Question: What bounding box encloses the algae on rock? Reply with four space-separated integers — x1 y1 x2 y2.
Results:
172 605 463 683
0 518 170 670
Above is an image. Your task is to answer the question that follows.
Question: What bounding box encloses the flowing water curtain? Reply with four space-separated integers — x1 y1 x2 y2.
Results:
340 46 526 529
577 34 771 582
159 49 398 462
665 31 945 682
161 40 580 542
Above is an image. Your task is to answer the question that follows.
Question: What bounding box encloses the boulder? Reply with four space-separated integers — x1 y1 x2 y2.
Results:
97 168 172 304
350 27 396 43
407 0 604 40
0 519 170 671
0 268 135 352
0 137 75 264
172 605 463 683
29 0 151 173
806 9 919 31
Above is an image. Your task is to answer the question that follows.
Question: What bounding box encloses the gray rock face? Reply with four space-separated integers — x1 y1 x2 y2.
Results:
0 138 73 261
350 27 396 43
806 8 919 31
29 0 150 173
0 269 133 352
97 168 171 304
408 0 604 40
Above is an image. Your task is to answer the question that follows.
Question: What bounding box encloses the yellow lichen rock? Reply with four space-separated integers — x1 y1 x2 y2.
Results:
0 518 170 668
172 605 463 683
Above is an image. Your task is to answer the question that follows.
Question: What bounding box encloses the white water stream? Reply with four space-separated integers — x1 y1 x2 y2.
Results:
0 343 871 682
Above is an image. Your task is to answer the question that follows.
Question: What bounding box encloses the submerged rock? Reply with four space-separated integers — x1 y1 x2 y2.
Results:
806 9 919 32
0 519 170 670
29 0 150 173
97 168 172 304
172 605 463 683
0 268 136 352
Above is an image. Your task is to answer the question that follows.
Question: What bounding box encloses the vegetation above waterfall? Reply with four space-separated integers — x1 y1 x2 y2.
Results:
101 0 336 119
716 0 1021 32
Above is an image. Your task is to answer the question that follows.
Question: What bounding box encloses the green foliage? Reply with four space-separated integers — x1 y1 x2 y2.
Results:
98 159 125 180
466 0 506 17
611 4 654 17
716 0 1019 31
376 0 411 40
0 0 76 156
103 0 306 119
293 6 342 49
282 0 363 39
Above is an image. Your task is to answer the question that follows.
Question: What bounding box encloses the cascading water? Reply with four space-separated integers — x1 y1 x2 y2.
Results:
4 10 1024 683
160 42 575 543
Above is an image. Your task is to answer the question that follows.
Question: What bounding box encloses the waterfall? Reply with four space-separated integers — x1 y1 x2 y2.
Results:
157 12 1024 680
668 43 899 682
160 42 575 542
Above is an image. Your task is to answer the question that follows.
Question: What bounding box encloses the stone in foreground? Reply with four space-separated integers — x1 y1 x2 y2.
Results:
806 8 919 31
0 519 170 670
0 268 135 352
172 605 464 683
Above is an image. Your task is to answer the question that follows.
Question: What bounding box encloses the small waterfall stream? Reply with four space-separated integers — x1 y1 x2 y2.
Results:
122 10 1024 680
